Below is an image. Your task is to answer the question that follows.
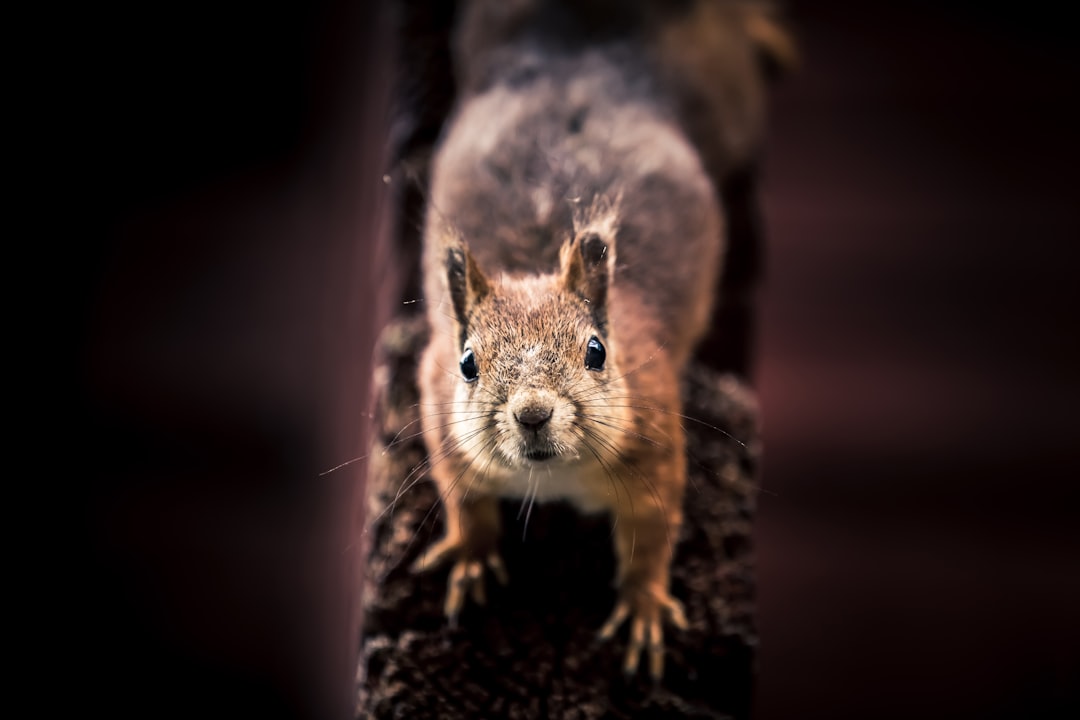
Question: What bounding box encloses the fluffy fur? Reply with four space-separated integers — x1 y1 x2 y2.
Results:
412 0 789 679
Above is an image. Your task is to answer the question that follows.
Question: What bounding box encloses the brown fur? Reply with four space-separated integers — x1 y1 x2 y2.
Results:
412 0 790 679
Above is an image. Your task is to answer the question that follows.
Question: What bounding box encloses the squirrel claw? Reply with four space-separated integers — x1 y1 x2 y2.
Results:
444 558 485 620
486 551 509 585
598 588 687 681
443 554 508 620
409 535 460 574
413 538 509 623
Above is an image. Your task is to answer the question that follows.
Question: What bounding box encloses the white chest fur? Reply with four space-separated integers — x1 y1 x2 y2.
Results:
490 459 618 514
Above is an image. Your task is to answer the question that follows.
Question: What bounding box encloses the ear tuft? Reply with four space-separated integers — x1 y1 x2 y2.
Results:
446 241 489 344
579 232 608 267
561 230 614 333
745 8 799 83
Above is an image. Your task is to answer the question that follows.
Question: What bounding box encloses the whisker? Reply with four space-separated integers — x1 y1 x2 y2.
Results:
518 464 538 540
583 415 668 450
567 424 630 538
368 422 493 531
319 454 369 477
388 431 503 577
383 410 495 453
576 422 676 556
595 397 748 448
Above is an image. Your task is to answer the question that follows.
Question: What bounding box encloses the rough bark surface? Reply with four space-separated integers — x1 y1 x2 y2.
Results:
355 315 761 719
356 3 767 715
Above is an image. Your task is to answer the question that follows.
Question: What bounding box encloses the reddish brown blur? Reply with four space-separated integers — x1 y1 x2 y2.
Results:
70 3 394 719
755 2 1079 718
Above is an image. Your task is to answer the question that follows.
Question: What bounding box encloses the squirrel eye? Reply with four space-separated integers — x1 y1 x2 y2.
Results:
460 348 479 382
584 336 606 371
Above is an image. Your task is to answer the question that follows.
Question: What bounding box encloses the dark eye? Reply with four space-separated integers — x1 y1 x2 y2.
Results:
460 348 479 382
584 336 606 371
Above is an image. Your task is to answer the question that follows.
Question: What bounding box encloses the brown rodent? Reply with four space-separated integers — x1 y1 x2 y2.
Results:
412 0 790 680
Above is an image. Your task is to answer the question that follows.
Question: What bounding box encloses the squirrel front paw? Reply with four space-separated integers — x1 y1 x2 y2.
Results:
410 536 509 627
597 583 688 680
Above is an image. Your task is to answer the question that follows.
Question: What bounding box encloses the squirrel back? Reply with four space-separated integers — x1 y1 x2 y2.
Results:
424 0 791 368
410 0 791 679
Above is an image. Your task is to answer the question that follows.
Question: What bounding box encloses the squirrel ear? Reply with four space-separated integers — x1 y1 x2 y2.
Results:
561 231 613 333
744 7 799 83
446 240 490 338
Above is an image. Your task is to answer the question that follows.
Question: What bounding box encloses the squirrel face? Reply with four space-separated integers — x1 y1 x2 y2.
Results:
441 233 630 472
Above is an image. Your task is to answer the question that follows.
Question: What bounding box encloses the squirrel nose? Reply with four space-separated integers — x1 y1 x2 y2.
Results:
515 405 552 431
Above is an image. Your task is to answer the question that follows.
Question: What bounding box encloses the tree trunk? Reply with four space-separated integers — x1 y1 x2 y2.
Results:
356 316 761 719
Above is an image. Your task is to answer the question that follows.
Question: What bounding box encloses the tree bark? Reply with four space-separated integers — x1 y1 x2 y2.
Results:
356 316 761 719
355 3 772 716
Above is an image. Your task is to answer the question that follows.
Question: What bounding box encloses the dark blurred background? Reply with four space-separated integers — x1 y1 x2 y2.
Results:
66 2 395 718
754 2 1080 718
64 1 1078 719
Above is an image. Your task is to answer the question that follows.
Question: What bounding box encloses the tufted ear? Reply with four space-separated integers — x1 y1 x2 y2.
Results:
446 239 490 346
560 231 614 334
744 6 799 83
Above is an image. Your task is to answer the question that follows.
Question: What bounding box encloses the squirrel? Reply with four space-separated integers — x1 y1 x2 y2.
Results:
410 0 792 680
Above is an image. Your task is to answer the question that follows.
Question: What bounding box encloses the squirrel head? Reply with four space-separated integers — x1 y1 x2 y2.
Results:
440 228 630 469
